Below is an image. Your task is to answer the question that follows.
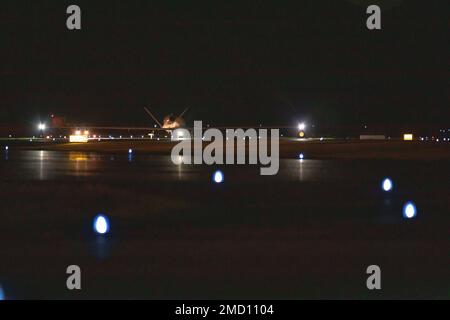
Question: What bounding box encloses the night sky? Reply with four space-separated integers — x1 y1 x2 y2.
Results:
0 1 448 129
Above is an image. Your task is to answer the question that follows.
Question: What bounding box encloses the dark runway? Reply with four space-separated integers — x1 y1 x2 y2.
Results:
0 150 449 299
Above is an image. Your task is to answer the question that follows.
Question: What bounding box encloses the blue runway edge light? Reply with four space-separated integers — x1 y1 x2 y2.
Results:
403 201 417 219
128 148 133 154
213 170 224 183
298 153 304 160
382 178 393 192
93 214 110 235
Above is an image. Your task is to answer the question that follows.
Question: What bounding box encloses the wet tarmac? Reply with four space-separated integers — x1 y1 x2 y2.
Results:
0 150 449 298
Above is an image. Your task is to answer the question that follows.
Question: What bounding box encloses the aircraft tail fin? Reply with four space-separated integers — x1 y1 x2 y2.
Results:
144 106 163 128
178 107 189 118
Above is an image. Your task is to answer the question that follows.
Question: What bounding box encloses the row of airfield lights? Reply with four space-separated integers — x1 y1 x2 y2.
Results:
0 125 418 299
91 170 224 235
382 177 416 219
0 165 418 301
91 171 414 236
34 123 168 140
5 122 449 142
4 132 418 238
3 145 419 220
136 153 412 218
91 169 224 234
1 144 419 297
300 153 416 219
14 134 449 142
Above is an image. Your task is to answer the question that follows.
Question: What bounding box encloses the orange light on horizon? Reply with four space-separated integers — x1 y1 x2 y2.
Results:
403 133 413 141
69 135 88 143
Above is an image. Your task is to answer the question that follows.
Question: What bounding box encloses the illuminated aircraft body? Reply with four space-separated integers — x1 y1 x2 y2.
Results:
44 106 189 133
143 107 188 130
38 107 306 141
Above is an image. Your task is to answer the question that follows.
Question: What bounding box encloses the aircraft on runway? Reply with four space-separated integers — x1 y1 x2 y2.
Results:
41 106 190 133
37 107 307 141
143 107 188 130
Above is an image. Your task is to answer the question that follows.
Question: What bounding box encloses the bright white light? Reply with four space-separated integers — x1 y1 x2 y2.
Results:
213 170 224 183
38 123 46 130
5 146 8 151
403 202 417 219
299 153 304 160
69 135 88 143
403 133 413 141
382 178 393 192
298 122 306 131
128 148 133 154
93 214 110 234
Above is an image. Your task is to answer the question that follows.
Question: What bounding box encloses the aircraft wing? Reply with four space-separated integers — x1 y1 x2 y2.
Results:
56 125 297 130
179 125 298 130
56 126 170 131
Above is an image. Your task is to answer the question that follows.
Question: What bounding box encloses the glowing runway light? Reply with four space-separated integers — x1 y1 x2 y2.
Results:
299 153 304 160
128 148 133 154
403 201 417 219
93 214 110 235
382 178 393 192
5 146 8 151
213 170 224 183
